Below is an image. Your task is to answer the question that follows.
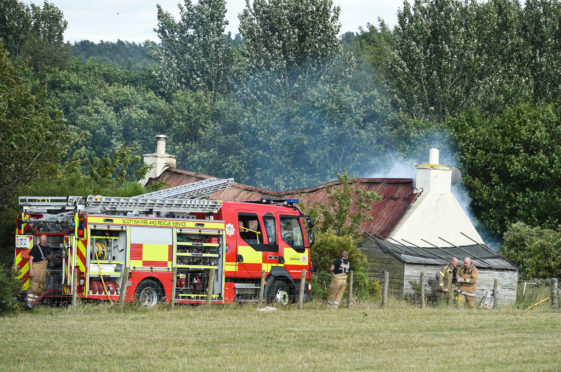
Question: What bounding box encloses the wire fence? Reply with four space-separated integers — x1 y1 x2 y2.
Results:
3 263 559 312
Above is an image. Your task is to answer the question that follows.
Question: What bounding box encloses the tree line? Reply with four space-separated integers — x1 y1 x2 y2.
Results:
2 0 561 279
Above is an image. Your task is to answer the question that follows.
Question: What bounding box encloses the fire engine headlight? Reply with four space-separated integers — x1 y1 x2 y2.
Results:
79 278 85 286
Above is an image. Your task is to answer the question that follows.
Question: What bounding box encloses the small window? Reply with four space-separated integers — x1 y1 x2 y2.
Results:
263 217 276 245
238 213 278 252
280 216 304 250
238 213 263 246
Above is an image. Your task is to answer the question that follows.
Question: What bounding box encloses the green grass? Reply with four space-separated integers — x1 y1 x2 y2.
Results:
1 300 560 371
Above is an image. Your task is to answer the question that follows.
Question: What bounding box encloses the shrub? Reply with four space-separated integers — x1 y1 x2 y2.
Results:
0 264 21 315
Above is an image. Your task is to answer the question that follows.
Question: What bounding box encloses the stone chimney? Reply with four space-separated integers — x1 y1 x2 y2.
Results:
140 135 177 185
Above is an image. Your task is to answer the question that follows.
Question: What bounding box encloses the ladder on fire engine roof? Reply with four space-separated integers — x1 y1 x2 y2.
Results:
19 178 233 215
82 195 222 214
19 195 223 214
133 178 234 200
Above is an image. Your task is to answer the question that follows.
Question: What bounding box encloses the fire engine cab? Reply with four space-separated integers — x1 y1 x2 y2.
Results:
14 178 314 306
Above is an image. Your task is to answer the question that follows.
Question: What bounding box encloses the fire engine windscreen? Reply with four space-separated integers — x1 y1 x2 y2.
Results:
280 217 304 249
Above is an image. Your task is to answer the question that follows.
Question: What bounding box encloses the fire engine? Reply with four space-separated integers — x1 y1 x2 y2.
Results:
14 178 315 306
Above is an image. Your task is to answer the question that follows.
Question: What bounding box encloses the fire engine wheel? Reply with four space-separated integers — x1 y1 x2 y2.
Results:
268 280 291 306
135 279 161 307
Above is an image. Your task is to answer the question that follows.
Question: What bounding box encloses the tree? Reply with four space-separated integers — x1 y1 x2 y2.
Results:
0 0 30 56
500 222 561 279
390 0 532 121
449 102 561 235
0 43 70 207
238 0 342 95
149 0 233 98
303 171 381 300
306 171 382 238
352 20 395 86
20 0 70 70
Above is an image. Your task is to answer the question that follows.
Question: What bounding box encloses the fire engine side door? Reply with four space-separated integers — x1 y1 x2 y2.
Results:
235 212 280 278
277 214 309 278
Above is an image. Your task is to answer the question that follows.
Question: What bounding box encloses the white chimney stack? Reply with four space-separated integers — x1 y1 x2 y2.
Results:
140 134 177 185
389 147 484 247
429 147 439 164
156 134 167 156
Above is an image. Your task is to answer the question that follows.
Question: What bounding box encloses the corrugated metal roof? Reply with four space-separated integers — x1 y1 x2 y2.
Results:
374 238 517 270
150 168 417 238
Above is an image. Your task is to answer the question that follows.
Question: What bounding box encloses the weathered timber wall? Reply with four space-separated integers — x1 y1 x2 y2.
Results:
360 240 404 297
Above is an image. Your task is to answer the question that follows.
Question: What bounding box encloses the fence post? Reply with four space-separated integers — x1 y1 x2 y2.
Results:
259 270 266 303
119 266 129 308
170 267 177 308
493 279 498 309
206 268 215 307
347 270 354 308
552 278 559 311
420 272 425 309
71 266 78 310
383 271 389 308
298 269 307 309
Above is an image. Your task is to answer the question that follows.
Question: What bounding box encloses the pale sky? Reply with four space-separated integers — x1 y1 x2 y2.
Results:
21 0 404 43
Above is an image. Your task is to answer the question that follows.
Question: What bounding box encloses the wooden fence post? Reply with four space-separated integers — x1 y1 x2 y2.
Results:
298 269 307 309
383 271 389 308
259 270 266 303
71 266 78 310
420 272 425 309
170 267 177 308
206 269 215 307
493 279 498 309
347 270 354 308
119 266 129 308
552 278 559 311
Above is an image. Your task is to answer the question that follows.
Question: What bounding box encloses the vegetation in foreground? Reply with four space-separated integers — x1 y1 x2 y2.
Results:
0 300 559 371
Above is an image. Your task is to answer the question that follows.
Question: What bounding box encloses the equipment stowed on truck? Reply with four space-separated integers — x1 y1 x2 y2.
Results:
14 178 315 306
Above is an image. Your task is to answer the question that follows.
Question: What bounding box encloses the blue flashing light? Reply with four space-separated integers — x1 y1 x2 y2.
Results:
285 199 299 204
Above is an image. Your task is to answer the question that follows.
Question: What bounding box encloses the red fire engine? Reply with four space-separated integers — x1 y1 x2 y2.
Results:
14 179 314 306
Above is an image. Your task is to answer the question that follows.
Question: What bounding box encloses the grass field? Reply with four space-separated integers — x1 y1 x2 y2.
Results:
1 300 560 371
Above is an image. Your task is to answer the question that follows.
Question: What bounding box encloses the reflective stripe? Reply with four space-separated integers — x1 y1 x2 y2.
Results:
439 271 445 277
461 291 475 297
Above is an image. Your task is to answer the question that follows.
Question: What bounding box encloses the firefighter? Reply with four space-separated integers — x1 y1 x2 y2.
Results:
26 234 54 311
456 257 478 309
438 257 458 305
327 251 351 308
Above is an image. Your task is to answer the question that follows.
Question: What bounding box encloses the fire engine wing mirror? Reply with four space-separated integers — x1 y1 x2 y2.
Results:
307 229 315 246
307 217 315 228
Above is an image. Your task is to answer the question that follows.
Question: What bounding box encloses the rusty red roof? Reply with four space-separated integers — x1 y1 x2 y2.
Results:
150 168 417 238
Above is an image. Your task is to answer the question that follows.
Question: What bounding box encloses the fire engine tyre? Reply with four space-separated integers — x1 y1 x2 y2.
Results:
135 279 162 307
268 280 292 306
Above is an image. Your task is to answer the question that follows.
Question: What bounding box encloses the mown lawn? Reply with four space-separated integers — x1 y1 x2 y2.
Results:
0 300 559 371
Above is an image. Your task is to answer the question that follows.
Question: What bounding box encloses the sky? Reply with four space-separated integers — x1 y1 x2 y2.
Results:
21 0 404 43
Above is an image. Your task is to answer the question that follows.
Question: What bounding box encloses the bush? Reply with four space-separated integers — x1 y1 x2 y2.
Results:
500 222 561 279
0 265 21 315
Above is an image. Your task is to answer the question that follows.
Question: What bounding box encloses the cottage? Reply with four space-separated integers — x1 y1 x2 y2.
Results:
142 135 519 305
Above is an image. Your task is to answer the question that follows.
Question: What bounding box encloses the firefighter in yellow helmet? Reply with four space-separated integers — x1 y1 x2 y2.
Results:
438 257 458 305
456 257 478 309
